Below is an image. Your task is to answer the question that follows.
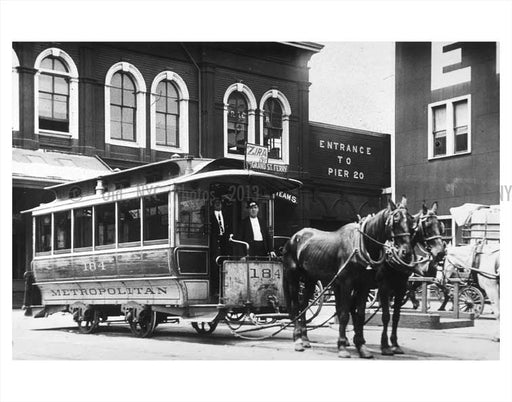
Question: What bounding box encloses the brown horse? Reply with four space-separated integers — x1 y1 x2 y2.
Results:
372 201 446 355
282 197 414 358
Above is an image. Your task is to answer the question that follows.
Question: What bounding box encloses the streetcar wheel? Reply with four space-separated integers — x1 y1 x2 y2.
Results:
305 281 324 324
458 286 485 318
128 309 157 338
192 321 218 335
77 309 100 334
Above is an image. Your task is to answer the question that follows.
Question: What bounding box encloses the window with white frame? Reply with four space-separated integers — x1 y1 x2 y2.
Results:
12 49 20 131
428 95 471 159
223 83 256 158
105 62 146 148
34 48 79 138
259 89 291 164
150 71 189 153
110 72 137 142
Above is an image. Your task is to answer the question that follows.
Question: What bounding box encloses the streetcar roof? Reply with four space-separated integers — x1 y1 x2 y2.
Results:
24 157 301 214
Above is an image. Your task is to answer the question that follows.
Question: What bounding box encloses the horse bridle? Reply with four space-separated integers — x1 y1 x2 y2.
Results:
357 206 411 266
413 212 443 253
385 207 412 240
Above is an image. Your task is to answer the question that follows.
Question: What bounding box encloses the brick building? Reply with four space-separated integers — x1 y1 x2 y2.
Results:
12 42 391 305
394 42 500 241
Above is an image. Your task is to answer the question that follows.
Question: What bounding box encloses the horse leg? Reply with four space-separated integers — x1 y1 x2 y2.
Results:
481 277 500 342
352 284 373 359
284 270 304 351
438 284 450 311
379 286 393 355
335 281 351 358
300 278 316 348
390 280 407 354
409 285 420 310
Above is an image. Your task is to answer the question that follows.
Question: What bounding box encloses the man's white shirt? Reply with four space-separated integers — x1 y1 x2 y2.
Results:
215 211 224 235
250 217 263 241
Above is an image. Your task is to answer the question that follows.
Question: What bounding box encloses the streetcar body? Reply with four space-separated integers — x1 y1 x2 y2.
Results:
24 157 300 334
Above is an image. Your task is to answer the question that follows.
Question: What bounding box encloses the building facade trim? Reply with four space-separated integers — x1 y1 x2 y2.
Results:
104 62 147 149
259 89 291 165
223 83 257 159
33 47 79 140
149 71 190 154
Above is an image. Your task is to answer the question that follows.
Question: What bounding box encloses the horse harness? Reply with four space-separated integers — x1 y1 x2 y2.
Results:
413 212 443 253
356 207 419 270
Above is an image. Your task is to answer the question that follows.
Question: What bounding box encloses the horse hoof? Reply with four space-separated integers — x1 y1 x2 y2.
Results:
438 307 446 311
381 347 394 356
391 346 404 355
303 339 311 348
294 340 305 352
358 345 374 359
492 337 500 343
338 348 351 358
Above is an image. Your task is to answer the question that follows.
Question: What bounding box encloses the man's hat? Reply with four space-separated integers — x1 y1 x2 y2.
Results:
248 200 259 208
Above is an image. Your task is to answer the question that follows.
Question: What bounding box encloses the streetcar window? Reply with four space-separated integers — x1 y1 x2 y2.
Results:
74 207 92 249
118 198 141 244
143 193 168 242
177 191 207 246
35 214 52 253
95 203 115 246
54 210 71 251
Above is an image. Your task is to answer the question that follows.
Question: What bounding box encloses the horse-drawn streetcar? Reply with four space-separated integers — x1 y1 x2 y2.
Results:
23 157 302 338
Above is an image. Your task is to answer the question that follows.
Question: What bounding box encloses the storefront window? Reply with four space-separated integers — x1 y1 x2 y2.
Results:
143 193 169 242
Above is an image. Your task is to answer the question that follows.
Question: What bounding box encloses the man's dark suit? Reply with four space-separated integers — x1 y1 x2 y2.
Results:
239 216 273 256
210 210 231 298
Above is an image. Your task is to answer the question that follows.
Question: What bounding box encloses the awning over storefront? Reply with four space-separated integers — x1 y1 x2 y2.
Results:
12 148 112 188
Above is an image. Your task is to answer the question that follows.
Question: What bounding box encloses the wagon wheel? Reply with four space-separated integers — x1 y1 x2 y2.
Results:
129 308 157 338
366 289 378 308
77 309 100 334
458 286 485 318
305 281 324 324
192 321 218 335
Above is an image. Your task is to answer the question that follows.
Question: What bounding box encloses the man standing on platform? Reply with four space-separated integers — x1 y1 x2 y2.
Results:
210 198 231 298
239 200 276 258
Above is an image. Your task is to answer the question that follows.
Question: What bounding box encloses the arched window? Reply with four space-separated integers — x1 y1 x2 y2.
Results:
263 98 283 159
150 71 189 153
110 72 136 141
223 83 257 158
259 90 291 164
105 62 146 149
34 48 79 138
227 92 248 155
12 49 20 131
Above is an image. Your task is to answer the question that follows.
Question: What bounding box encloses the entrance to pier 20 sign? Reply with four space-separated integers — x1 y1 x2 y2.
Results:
309 127 390 188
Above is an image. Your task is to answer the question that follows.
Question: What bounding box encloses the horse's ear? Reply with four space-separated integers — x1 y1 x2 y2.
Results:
422 200 428 215
388 199 396 210
431 201 438 214
400 195 407 208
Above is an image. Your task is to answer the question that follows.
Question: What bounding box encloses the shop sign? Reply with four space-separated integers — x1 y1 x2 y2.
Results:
310 129 390 187
274 191 298 204
245 143 268 163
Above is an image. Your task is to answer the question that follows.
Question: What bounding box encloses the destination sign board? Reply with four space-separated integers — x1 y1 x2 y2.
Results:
309 126 390 187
